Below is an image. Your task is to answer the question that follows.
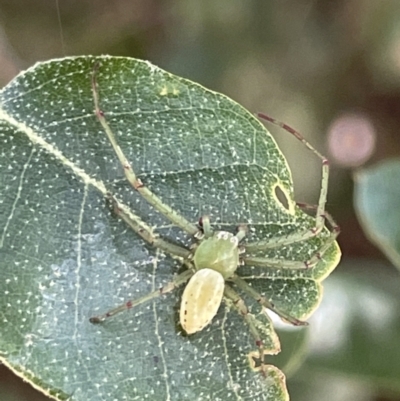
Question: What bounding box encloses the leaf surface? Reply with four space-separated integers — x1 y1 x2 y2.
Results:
0 56 340 401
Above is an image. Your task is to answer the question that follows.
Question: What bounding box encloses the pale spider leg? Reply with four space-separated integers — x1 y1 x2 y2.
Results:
200 215 213 238
90 269 193 323
295 202 341 267
231 275 308 326
223 285 267 375
242 257 311 270
236 224 248 242
245 112 330 251
91 64 199 237
108 194 191 260
242 204 340 269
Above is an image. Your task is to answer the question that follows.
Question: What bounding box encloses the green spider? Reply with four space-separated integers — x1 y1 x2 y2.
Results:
89 64 340 373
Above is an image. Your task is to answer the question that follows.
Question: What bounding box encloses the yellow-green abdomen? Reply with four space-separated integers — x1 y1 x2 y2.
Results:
180 268 225 334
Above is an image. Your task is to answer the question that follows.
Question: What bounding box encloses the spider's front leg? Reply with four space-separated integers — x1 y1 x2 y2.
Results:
294 202 341 267
242 202 340 270
106 193 192 260
245 112 339 263
257 112 329 245
91 63 200 237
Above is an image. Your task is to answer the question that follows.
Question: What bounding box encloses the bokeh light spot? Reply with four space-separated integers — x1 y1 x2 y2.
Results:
327 113 376 168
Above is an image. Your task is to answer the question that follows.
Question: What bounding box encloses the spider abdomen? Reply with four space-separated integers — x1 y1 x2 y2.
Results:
180 268 225 334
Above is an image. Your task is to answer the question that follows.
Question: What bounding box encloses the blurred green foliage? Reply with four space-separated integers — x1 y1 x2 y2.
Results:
354 160 400 271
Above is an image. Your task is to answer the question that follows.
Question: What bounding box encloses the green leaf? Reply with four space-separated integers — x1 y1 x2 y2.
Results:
354 159 400 270
0 56 340 401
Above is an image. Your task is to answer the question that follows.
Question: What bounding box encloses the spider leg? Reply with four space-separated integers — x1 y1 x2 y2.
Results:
89 194 195 323
295 202 340 267
108 194 191 260
200 215 213 238
243 203 340 269
241 257 311 270
90 269 193 323
223 285 267 374
91 63 199 237
231 275 308 326
236 224 248 242
246 113 330 250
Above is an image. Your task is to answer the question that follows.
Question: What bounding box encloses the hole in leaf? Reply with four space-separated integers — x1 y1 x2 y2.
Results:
274 184 289 210
272 183 295 215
